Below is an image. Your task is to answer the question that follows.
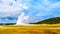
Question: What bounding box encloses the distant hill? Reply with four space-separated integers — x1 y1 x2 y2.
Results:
30 17 60 24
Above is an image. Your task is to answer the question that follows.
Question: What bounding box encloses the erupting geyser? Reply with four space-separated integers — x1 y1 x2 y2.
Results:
16 12 30 25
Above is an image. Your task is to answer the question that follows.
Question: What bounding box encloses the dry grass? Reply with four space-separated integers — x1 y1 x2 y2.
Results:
0 24 60 34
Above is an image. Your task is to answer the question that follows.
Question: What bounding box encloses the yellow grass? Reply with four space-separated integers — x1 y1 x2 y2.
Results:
0 24 60 34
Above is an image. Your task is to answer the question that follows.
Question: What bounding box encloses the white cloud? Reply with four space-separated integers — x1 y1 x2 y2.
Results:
0 0 30 24
22 5 29 9
48 2 60 10
0 0 24 17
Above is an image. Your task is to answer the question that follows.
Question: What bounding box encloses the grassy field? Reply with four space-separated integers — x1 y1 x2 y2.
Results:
0 24 60 34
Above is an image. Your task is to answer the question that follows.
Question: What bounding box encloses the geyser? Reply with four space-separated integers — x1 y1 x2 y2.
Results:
16 12 30 25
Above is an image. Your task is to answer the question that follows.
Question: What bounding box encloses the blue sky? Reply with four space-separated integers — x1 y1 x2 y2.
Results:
0 0 60 24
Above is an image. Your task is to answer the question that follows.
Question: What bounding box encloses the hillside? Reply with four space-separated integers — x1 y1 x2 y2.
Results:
30 17 60 24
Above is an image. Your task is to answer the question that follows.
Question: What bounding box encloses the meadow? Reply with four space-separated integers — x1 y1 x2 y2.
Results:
0 24 60 34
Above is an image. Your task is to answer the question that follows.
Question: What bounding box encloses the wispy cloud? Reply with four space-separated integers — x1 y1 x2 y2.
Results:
25 0 60 23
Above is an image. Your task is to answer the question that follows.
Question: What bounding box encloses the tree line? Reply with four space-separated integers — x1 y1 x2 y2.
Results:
30 17 60 24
